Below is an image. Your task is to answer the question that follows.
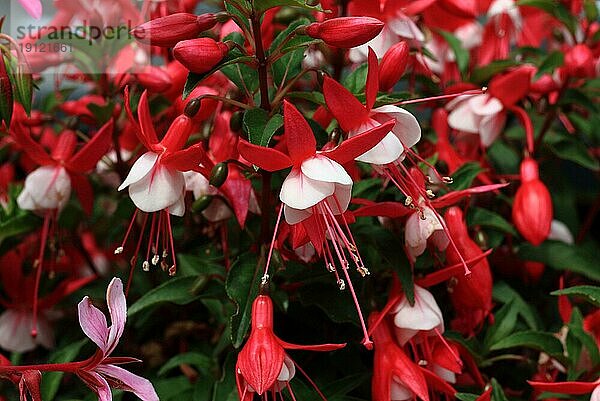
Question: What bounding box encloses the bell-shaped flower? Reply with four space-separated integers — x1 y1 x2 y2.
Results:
391 285 444 345
77 278 159 401
324 48 421 166
446 67 532 146
236 295 345 400
239 100 393 347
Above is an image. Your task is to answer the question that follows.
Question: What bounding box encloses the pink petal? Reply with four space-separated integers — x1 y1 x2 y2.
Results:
18 0 42 19
106 278 126 356
96 365 159 401
78 297 109 353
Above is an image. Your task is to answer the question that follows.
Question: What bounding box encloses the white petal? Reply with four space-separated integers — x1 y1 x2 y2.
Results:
388 14 425 41
168 191 186 217
393 285 444 337
372 105 422 149
325 183 352 215
447 101 479 133
301 155 352 186
469 94 503 116
129 164 186 213
284 204 313 225
548 220 574 244
184 171 216 199
0 310 36 353
433 365 456 383
479 112 506 147
355 132 403 165
280 169 334 210
118 152 158 191
202 199 232 222
18 166 71 212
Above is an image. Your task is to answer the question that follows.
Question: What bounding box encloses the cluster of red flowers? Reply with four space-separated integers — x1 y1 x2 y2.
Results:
0 0 598 400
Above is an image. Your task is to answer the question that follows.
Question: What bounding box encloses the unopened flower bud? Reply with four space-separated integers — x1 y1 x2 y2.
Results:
379 41 409 91
512 158 553 246
136 66 172 93
173 38 229 74
192 195 213 212
132 13 218 47
209 162 228 188
303 17 384 48
564 44 595 78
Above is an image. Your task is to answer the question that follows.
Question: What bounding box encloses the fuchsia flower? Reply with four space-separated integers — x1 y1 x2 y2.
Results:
18 0 43 20
77 278 159 401
236 295 345 400
324 48 421 165
512 158 553 246
304 17 384 48
239 100 393 347
446 67 533 147
132 13 218 48
117 89 210 275
173 38 230 74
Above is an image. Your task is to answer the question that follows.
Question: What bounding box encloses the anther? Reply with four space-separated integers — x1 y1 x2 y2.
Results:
327 263 336 272
405 196 413 206
142 261 150 271
426 189 435 198
152 254 160 265
442 176 453 184
114 246 124 255
168 265 176 276
261 274 269 285
357 267 370 277
337 279 346 290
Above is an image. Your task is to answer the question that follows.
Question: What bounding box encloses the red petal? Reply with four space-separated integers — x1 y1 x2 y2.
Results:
432 183 508 208
476 388 492 401
527 380 600 394
70 173 94 215
220 170 251 228
11 123 54 166
68 119 114 172
509 106 534 154
237 329 285 395
323 76 370 132
365 47 379 110
162 142 213 175
283 100 317 165
279 340 346 351
416 249 493 287
137 91 160 147
420 367 456 396
353 201 411 218
237 140 292 172
488 67 533 107
372 354 392 401
324 120 395 165
392 347 430 401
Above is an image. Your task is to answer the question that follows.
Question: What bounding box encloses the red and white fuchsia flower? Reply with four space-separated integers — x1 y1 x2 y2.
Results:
236 294 344 400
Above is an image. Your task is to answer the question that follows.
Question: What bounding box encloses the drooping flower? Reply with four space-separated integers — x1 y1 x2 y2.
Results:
239 100 393 347
117 88 210 276
236 295 345 400
77 278 159 401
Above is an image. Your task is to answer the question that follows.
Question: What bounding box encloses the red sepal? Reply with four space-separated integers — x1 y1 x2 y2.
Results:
70 173 94 215
324 120 395 165
488 67 533 107
432 183 508 208
283 100 317 165
67 119 114 172
237 140 292 172
527 380 600 394
323 76 370 132
365 47 379 110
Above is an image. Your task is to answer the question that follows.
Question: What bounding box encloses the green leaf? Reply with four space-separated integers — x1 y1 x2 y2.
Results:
437 30 469 74
342 63 368 94
0 214 39 245
262 114 284 147
129 276 203 316
456 393 481 401
87 101 115 125
5 57 33 115
559 88 599 113
226 256 260 348
243 108 269 145
471 59 519 83
536 51 564 78
270 19 312 88
484 299 519 349
255 0 323 14
0 54 13 129
518 241 600 282
493 282 539 330
544 132 600 171
489 330 564 357
158 352 213 376
183 55 255 99
41 339 87 401
467 207 518 236
517 0 577 32
551 285 600 307
584 0 599 21
299 281 360 325
491 378 509 401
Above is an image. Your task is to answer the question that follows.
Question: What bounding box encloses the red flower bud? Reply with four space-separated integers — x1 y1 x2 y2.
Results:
132 13 218 47
304 17 384 48
512 158 553 246
564 44 595 78
378 41 409 91
135 66 172 93
173 38 229 74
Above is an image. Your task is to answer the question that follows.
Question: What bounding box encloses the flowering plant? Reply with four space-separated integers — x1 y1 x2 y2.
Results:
0 0 599 400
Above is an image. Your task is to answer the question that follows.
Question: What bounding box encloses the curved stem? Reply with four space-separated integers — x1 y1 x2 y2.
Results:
191 94 252 110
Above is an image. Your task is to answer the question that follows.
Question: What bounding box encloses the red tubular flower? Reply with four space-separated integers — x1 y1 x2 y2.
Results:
173 38 230 74
304 17 384 48
132 13 218 47
444 207 493 336
378 41 410 92
236 295 345 400
135 66 173 93
512 158 553 246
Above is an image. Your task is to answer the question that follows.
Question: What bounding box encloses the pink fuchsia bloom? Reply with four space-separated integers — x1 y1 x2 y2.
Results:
239 100 393 347
370 312 430 401
512 158 553 246
18 0 42 19
446 67 533 147
77 278 159 401
236 295 345 400
117 89 210 276
444 207 493 336
323 48 421 165
304 17 384 48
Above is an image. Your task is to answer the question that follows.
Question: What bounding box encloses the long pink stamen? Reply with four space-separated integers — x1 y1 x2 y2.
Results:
126 212 149 297
292 360 328 401
434 328 463 367
394 88 485 106
165 211 177 276
31 212 52 338
116 209 139 253
262 205 284 282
